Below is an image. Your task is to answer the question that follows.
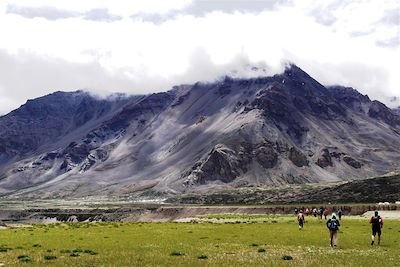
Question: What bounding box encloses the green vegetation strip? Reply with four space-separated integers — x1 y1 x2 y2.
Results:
0 217 398 266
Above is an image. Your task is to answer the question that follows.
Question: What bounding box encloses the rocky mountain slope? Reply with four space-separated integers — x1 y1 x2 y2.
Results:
1 65 400 199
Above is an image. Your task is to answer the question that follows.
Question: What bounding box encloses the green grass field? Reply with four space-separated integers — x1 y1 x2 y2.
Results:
0 215 399 266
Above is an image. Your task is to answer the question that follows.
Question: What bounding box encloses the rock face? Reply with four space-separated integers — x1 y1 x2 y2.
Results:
288 147 309 167
316 149 333 168
1 64 400 199
343 156 362 169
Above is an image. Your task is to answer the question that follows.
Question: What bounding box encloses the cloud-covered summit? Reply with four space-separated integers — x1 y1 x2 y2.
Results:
0 0 399 115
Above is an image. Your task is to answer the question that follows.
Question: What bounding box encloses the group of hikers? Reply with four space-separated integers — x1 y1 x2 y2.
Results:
295 208 383 248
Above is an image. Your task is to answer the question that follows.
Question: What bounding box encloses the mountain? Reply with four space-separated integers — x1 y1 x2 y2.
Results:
1 64 400 199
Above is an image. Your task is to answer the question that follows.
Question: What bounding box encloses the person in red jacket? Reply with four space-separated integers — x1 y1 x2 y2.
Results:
370 210 383 247
323 208 329 220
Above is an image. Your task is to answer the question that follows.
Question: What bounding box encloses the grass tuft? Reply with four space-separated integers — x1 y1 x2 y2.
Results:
83 249 98 255
282 255 293 260
170 251 185 256
18 255 32 262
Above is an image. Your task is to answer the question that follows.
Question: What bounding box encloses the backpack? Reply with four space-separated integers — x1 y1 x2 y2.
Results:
329 218 338 231
371 216 381 228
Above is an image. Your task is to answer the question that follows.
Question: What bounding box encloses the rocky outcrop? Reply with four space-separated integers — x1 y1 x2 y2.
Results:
185 144 245 185
368 101 400 126
343 156 362 169
288 147 309 167
316 149 333 168
255 144 278 169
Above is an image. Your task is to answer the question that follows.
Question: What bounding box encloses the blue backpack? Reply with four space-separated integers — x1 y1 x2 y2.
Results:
329 218 338 230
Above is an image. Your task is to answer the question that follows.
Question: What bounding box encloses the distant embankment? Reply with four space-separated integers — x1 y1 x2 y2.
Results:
0 203 399 223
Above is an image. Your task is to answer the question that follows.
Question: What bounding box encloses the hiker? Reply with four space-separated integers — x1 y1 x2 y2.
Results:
312 208 317 217
305 208 310 216
319 207 323 219
326 213 340 248
297 210 305 230
370 210 383 247
323 208 329 220
294 208 298 215
338 209 343 220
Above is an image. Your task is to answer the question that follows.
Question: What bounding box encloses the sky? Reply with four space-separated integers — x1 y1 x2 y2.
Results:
0 0 399 114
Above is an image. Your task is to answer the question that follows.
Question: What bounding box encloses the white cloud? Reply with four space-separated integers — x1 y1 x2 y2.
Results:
0 0 399 114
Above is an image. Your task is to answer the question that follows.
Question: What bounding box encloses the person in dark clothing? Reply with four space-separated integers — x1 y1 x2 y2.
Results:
338 209 343 220
319 207 323 220
326 213 340 248
370 210 383 247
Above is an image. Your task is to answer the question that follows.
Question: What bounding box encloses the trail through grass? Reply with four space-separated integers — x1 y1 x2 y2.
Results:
0 216 398 266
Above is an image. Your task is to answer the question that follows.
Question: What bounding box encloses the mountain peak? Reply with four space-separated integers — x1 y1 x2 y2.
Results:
1 66 400 199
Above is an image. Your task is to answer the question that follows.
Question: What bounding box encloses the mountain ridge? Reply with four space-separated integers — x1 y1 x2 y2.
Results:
1 64 400 199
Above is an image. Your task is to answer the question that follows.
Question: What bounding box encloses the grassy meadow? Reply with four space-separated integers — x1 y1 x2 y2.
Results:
0 215 399 266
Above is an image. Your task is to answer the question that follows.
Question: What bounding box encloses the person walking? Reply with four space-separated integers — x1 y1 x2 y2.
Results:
370 210 383 247
338 209 343 220
319 207 323 220
323 208 329 220
326 213 340 248
297 210 305 230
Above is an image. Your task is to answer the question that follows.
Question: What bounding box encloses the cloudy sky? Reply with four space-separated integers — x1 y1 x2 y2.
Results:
0 0 399 114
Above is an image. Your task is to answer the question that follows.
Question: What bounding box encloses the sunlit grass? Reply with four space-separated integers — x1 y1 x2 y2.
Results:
0 216 398 266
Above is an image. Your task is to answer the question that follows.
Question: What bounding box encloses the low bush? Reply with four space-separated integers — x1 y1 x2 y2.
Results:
170 251 185 256
44 255 57 260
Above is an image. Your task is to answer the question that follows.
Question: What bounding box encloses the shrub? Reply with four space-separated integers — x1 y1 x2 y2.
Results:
32 244 41 248
84 249 98 255
18 255 32 262
170 251 185 256
198 255 208 259
258 248 266 253
251 243 259 247
44 255 57 260
0 245 12 252
282 255 293 260
70 252 80 257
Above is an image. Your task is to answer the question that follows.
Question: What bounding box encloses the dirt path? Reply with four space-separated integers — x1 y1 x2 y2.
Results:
362 211 400 219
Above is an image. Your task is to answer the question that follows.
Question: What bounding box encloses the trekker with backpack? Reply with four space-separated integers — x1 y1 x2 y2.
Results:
370 210 383 247
326 213 340 248
323 208 329 220
297 210 305 230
